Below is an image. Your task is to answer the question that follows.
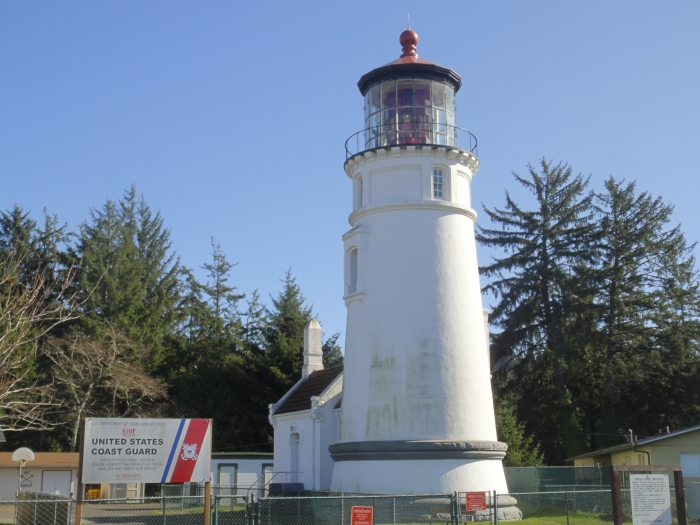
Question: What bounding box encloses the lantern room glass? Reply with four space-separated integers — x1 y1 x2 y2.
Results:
364 79 456 150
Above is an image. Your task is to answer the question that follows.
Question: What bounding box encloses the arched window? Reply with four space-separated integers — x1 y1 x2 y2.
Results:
355 177 363 210
348 249 358 294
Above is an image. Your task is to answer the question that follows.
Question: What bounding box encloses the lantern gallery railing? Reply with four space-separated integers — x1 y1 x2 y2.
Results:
345 123 478 159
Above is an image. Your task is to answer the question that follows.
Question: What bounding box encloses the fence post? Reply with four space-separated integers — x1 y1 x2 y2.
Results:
450 492 457 525
455 491 461 525
341 494 345 525
494 490 498 525
565 491 570 525
673 470 687 525
161 488 166 525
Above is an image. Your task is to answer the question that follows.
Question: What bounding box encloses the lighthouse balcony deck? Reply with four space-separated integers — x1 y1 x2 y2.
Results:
345 122 477 160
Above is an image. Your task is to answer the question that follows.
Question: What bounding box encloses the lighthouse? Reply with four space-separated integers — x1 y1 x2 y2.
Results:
329 30 509 495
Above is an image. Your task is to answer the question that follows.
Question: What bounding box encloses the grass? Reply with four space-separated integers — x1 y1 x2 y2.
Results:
518 511 613 525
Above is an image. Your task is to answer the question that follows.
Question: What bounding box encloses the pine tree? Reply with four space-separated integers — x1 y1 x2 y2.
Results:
477 159 597 463
322 331 344 367
0 206 38 257
73 187 180 370
199 238 245 330
265 270 313 386
593 178 700 443
496 397 544 467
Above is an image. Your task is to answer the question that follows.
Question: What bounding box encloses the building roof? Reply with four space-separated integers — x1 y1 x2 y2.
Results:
0 452 78 468
566 424 700 462
357 30 461 95
274 365 343 415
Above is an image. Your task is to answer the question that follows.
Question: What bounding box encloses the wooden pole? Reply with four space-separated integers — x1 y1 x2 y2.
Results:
74 419 86 525
203 481 211 525
203 419 213 525
674 470 687 525
610 466 623 525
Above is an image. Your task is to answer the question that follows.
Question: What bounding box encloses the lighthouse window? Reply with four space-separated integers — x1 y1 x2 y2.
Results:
348 249 358 294
354 177 363 210
433 169 444 199
365 80 456 150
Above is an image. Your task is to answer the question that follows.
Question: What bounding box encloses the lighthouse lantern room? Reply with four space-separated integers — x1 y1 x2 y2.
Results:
331 29 509 495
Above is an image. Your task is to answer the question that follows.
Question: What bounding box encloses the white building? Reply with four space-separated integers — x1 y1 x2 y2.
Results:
0 452 78 500
272 29 510 496
269 320 343 491
211 452 274 493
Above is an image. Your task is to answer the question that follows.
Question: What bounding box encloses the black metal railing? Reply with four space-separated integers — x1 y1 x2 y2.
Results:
345 123 478 159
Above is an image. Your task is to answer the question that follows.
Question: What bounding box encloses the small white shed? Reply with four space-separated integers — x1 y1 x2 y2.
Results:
0 452 78 500
211 452 274 494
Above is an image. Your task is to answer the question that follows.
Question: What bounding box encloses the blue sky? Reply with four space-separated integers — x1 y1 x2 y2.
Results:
1 1 699 343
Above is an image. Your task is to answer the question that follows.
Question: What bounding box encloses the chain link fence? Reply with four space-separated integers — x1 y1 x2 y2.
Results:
257 493 456 525
14 492 73 525
6 487 696 525
504 467 611 493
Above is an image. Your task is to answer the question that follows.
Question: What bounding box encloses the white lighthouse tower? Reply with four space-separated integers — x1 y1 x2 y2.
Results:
330 29 509 495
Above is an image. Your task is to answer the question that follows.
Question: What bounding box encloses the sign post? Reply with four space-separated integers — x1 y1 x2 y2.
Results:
203 421 212 525
75 419 85 525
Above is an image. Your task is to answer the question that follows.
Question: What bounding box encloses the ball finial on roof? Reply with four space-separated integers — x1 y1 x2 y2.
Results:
400 29 418 58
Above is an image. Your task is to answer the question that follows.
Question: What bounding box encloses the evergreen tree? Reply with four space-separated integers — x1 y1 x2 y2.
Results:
168 246 273 451
322 331 344 367
73 187 180 370
593 178 700 444
199 238 245 330
265 270 313 387
0 206 38 257
496 397 544 466
477 159 597 463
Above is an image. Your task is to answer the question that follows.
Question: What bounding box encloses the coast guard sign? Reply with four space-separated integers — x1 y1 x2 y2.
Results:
82 418 212 484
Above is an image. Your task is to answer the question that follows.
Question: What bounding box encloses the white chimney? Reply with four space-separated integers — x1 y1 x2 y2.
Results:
302 319 324 378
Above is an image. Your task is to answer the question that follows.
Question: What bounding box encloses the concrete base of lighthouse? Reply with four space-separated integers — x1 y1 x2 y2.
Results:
329 440 509 494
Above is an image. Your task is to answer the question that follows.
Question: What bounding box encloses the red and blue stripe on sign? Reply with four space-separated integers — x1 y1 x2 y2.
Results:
161 419 210 483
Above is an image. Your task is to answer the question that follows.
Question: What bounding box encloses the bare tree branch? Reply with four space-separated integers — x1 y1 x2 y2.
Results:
0 253 82 432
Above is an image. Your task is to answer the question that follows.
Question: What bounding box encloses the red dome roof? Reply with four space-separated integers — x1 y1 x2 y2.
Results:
356 29 462 95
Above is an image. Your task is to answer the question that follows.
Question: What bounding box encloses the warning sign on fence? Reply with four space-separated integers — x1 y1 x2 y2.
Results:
351 506 373 525
466 492 487 511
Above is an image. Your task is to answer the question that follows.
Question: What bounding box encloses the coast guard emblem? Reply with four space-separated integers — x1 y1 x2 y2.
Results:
181 443 198 460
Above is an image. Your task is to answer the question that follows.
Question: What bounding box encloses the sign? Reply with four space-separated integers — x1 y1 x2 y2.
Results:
351 506 373 525
465 492 487 511
19 471 33 489
630 474 672 525
82 418 211 484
